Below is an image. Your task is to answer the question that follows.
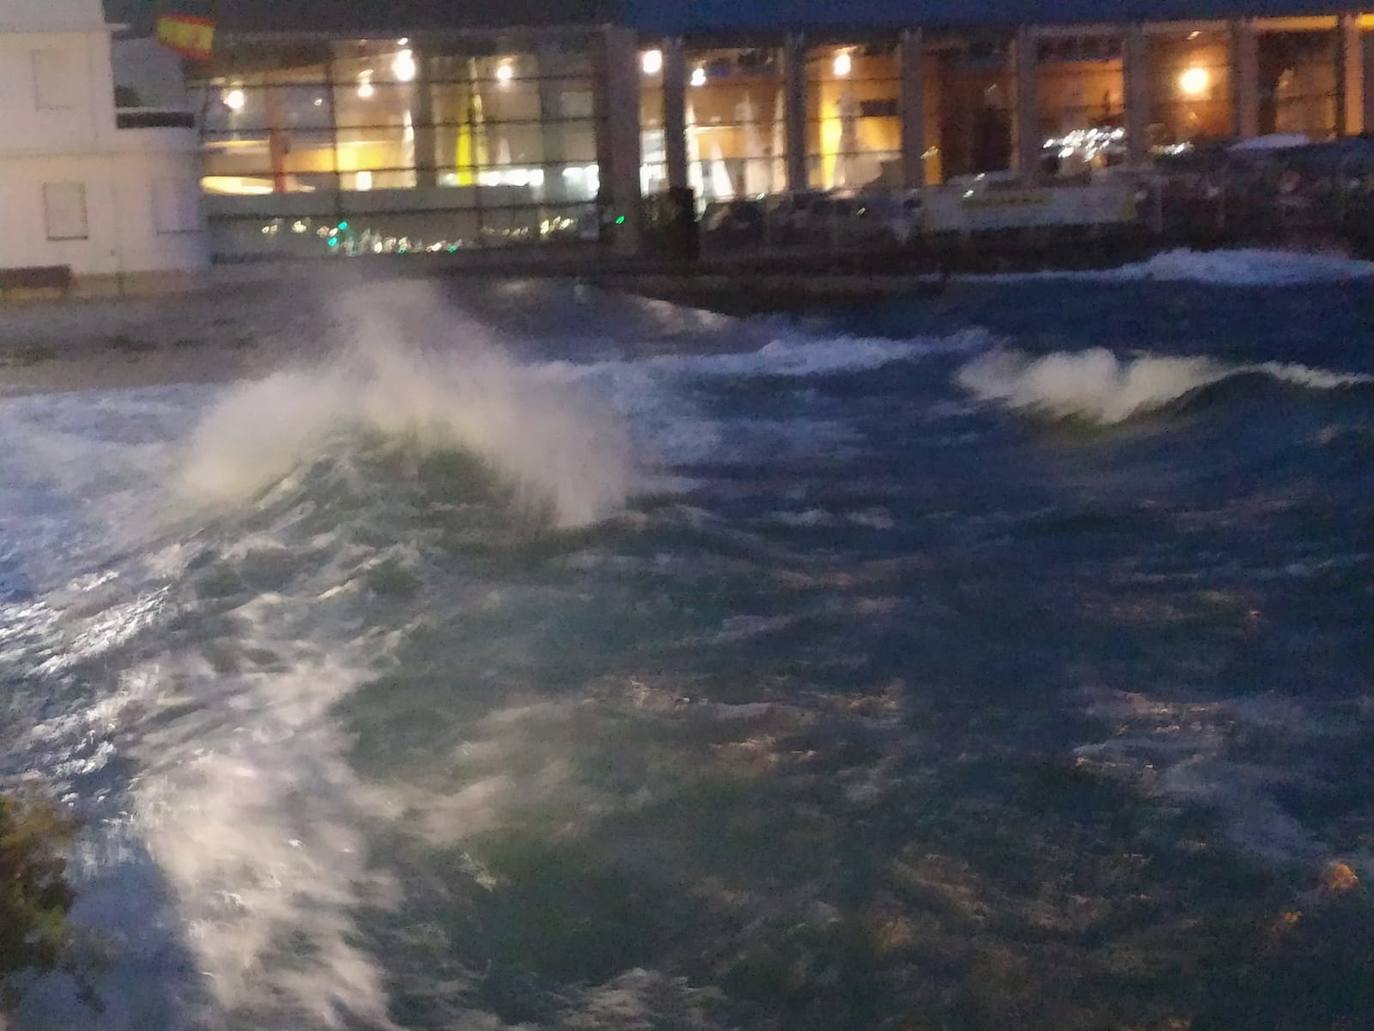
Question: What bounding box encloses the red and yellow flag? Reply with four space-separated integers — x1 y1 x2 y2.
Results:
156 14 216 62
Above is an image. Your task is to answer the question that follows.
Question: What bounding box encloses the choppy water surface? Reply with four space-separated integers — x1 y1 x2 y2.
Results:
2 255 1373 1030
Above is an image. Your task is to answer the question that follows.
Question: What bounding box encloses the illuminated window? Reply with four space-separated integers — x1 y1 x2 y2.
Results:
193 41 604 255
683 47 787 204
805 43 901 190
1036 35 1126 176
1147 29 1234 149
1259 29 1339 139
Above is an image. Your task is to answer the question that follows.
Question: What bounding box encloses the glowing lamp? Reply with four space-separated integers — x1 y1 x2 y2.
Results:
833 50 852 78
223 87 245 111
496 61 515 85
1179 66 1210 98
690 66 707 87
642 49 663 76
393 48 417 83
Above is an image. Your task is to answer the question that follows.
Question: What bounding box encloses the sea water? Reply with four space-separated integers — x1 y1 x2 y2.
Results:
2 254 1372 1029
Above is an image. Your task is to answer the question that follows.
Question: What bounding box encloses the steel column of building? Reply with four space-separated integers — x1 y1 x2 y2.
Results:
265 86 288 194
1232 19 1261 138
1339 12 1364 135
784 33 808 190
1365 27 1374 133
662 37 690 190
899 29 926 188
1013 26 1039 179
1124 25 1152 167
412 46 438 188
536 43 569 200
597 26 644 254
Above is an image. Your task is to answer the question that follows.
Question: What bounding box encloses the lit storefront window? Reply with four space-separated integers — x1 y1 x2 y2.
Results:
805 43 901 190
193 39 603 256
1148 28 1234 150
929 36 1014 180
1036 34 1126 175
684 47 787 203
639 49 667 195
196 57 335 196
1259 27 1339 139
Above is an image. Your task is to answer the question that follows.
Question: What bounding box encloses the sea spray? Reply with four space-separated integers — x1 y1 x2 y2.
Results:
181 338 631 529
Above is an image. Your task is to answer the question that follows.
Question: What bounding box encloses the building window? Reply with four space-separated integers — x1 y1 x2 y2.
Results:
639 49 667 196
806 43 901 191
152 179 201 234
1147 28 1235 150
1259 29 1339 139
32 50 76 110
43 182 89 241
1035 35 1126 176
684 47 787 204
193 40 605 255
929 37 1015 181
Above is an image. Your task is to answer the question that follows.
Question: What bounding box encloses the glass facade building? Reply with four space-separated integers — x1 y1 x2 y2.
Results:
195 33 606 257
190 12 1374 259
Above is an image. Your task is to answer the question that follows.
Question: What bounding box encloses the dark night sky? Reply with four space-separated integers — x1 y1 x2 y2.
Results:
106 0 1350 36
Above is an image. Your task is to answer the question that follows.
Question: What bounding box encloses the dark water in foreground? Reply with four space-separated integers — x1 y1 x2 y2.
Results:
2 256 1372 1030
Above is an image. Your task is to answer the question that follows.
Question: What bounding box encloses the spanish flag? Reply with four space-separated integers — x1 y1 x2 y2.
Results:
156 14 215 62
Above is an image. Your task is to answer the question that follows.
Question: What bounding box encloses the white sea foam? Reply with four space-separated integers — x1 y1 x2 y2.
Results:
975 248 1374 286
128 644 397 1028
541 328 985 386
958 347 1372 423
181 344 630 528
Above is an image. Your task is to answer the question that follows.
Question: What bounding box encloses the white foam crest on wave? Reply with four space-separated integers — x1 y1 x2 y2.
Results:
977 248 1374 286
958 347 1372 424
541 327 986 385
181 309 629 528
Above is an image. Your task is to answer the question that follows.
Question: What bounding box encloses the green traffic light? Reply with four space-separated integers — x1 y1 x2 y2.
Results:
615 215 626 225
337 221 350 231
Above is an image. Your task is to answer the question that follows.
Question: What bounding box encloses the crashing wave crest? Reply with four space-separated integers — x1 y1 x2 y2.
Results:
957 347 1372 424
181 346 630 528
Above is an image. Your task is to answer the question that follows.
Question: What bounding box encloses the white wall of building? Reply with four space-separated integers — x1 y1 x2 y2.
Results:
0 0 207 278
0 0 106 33
0 147 206 276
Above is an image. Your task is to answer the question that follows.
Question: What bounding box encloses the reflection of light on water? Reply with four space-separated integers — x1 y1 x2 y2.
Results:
32 587 169 678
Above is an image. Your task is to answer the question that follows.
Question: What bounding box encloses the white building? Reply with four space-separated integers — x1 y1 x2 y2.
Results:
0 0 206 283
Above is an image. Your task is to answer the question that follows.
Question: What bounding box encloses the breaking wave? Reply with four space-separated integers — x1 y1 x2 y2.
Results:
957 347 1373 423
182 345 630 529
